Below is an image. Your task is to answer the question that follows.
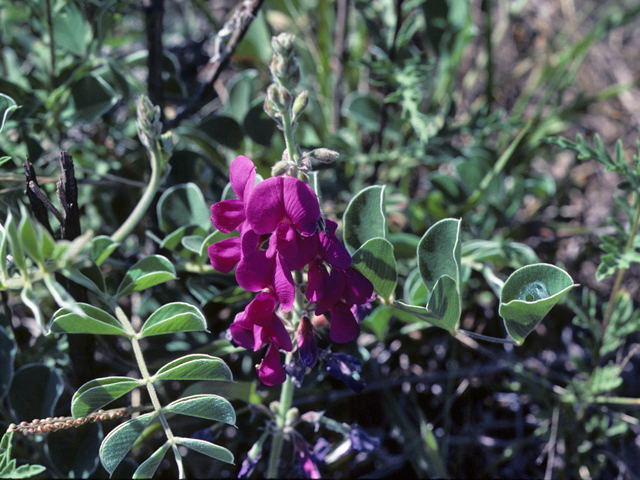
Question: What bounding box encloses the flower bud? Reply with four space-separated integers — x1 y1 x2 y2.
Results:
306 148 340 164
271 160 290 177
292 90 309 118
286 407 299 424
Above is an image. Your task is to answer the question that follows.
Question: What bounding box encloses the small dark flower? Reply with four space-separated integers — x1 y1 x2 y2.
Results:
284 356 307 388
293 432 321 479
313 437 331 461
324 351 365 393
349 425 380 453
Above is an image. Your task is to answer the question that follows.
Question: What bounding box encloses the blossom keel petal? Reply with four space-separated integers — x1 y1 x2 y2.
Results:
329 302 360 343
258 343 287 385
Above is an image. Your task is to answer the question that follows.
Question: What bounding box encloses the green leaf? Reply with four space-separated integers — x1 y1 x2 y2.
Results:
0 93 20 134
20 284 45 330
60 262 107 296
589 364 623 396
0 156 11 167
50 303 127 336
140 302 207 337
394 275 461 334
17 208 42 264
53 4 88 56
163 394 235 425
72 377 143 419
91 235 119 266
132 442 169 479
499 264 577 344
45 422 102 478
154 354 232 381
243 100 275 146
198 115 243 150
403 268 429 306
351 237 397 300
363 305 393 341
5 212 26 274
0 433 46 479
341 92 382 132
418 218 462 295
99 413 156 476
8 364 63 423
71 74 117 122
221 69 258 122
0 326 16 403
461 239 539 269
174 437 234 465
343 185 387 255
116 255 177 298
0 223 8 285
156 183 210 233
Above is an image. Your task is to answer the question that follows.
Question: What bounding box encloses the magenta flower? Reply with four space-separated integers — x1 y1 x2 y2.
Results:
208 155 375 386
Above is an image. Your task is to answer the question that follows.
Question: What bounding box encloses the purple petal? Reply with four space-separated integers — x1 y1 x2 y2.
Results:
282 177 321 236
286 233 318 270
244 292 278 326
229 316 255 350
349 426 380 453
329 302 360 343
315 268 346 315
208 237 241 273
229 155 256 202
257 343 287 385
343 267 374 305
297 316 318 368
275 223 299 259
236 251 274 292
306 261 328 303
267 313 293 351
211 199 245 233
274 255 295 311
319 223 351 269
293 434 321 479
246 177 286 234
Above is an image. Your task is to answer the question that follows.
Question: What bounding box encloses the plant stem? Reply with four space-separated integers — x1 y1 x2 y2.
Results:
266 355 295 479
111 142 164 244
115 307 185 478
282 111 297 169
601 192 640 336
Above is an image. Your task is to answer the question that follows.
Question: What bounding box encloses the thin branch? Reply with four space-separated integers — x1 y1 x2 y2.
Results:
163 0 266 131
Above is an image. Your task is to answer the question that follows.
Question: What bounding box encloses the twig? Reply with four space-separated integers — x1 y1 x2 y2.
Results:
163 0 266 131
144 0 165 108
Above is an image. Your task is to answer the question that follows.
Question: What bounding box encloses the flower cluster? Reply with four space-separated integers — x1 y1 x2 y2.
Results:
209 155 373 385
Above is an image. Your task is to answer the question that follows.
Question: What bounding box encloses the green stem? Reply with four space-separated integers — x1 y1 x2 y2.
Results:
115 307 185 478
111 142 164 244
266 356 295 479
281 111 297 169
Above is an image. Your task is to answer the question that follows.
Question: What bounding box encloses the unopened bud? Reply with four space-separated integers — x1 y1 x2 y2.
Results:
286 407 299 424
292 90 309 117
271 160 290 177
299 158 312 172
307 148 339 164
271 33 295 57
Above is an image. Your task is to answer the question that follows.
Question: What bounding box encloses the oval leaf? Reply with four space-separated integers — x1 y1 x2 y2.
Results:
154 354 232 381
71 74 117 122
164 394 236 425
140 302 208 337
343 185 387 255
50 303 127 336
45 422 102 478
7 364 63 423
174 437 234 465
72 377 143 419
499 263 577 344
0 326 16 403
156 183 211 233
394 275 460 334
116 255 177 298
91 235 120 266
351 237 398 300
133 441 170 479
418 218 462 295
100 413 156 476
0 93 20 134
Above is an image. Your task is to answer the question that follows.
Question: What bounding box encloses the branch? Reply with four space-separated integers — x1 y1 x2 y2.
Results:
163 0 266 131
